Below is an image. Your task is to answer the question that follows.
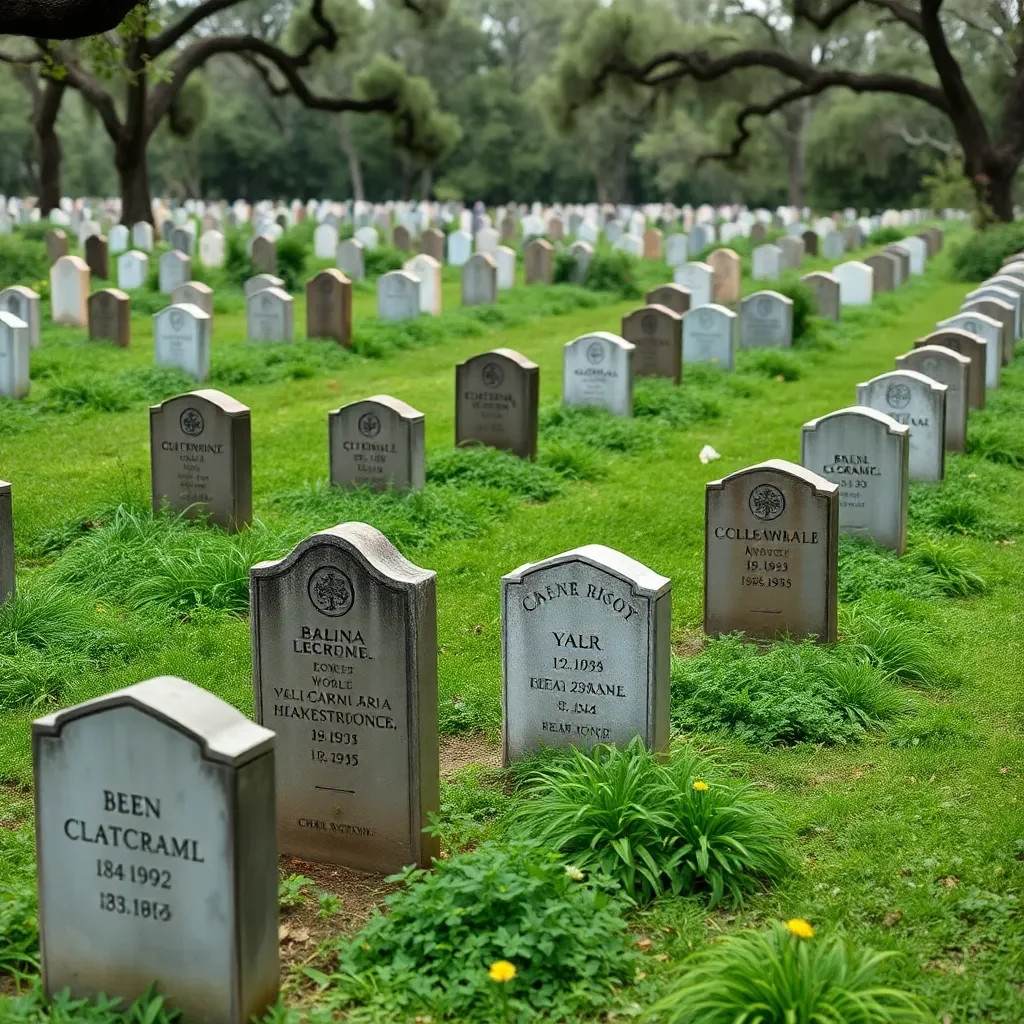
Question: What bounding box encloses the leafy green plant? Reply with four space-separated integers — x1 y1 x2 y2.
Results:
583 249 642 298
274 234 307 292
867 226 907 246
278 873 314 909
0 828 39 977
738 348 803 381
316 892 343 920
0 982 182 1022
0 235 50 287
427 446 566 502
951 221 1024 281
517 739 794 906
775 278 817 343
323 841 641 1022
645 922 929 1024
906 539 987 597
363 245 406 278
840 604 950 686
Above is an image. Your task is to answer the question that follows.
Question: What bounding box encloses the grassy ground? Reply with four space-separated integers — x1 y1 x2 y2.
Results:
2 226 1024 1021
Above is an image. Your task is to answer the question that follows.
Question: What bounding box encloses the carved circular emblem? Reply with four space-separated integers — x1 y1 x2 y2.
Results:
308 566 354 617
748 484 785 522
481 361 505 388
923 358 938 375
756 296 772 317
586 341 606 365
169 310 184 331
358 411 381 437
641 313 657 335
179 407 204 437
886 383 911 408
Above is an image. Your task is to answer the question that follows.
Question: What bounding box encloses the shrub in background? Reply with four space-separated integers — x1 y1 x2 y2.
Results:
775 278 817 343
951 221 1024 281
583 249 642 298
0 235 50 287
867 226 907 246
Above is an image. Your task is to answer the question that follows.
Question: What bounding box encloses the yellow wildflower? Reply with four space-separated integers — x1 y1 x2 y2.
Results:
786 918 814 939
488 960 517 984
564 865 585 881
692 780 709 792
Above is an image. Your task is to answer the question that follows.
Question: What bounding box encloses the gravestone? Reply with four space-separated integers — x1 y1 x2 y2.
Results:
251 236 276 274
329 395 425 491
965 284 1021 340
563 332 634 418
801 407 909 553
778 236 805 270
419 227 445 263
884 245 910 286
150 389 252 529
84 235 109 280
621 304 683 384
338 239 365 281
88 289 130 347
494 246 517 290
915 329 985 410
900 235 928 275
404 254 442 315
802 230 819 257
170 228 193 256
447 230 472 267
752 244 782 280
674 262 713 308
45 229 68 263
377 270 420 322
314 223 339 260
801 272 840 321
475 227 499 254
0 312 30 399
822 230 846 260
0 480 11 604
0 286 41 348
937 312 1001 389
833 261 873 306
739 291 794 348
750 223 767 243
645 283 691 317
117 251 148 291
643 228 663 260
247 287 293 343
51 255 90 327
198 230 225 268
306 269 352 346
665 234 688 267
864 253 896 292
131 222 153 252
393 225 411 252
707 249 741 305
244 274 284 298
683 303 738 369
960 298 1014 365
705 459 838 641
153 304 211 381
171 282 214 331
158 251 190 295
856 370 946 482
500 215 518 244
249 522 439 872
567 240 592 284
501 545 671 762
461 252 498 307
896 345 969 452
524 238 554 285
455 348 539 459
33 676 277 1024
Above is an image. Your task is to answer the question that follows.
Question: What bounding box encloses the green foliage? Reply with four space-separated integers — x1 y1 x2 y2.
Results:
840 604 951 687
837 536 977 602
583 249 642 298
774 279 816 343
0 827 39 977
0 982 182 1023
908 457 1020 539
738 348 803 381
646 923 929 1024
427 446 566 502
906 540 987 597
325 841 641 1022
867 227 907 246
278 873 314 909
632 371 728 428
517 739 794 907
540 403 657 454
0 235 49 287
223 230 258 287
363 245 406 278
167 75 207 139
274 234 306 292
951 222 1024 281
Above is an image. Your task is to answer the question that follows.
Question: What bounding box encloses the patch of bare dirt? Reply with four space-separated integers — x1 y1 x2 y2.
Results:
439 731 501 776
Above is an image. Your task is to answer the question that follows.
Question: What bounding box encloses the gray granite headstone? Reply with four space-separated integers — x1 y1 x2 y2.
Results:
250 522 439 872
683 303 737 369
704 459 838 642
329 395 425 491
502 544 671 762
740 290 794 348
563 332 635 418
864 253 896 292
936 312 1001 389
959 298 1014 365
462 252 498 306
246 286 294 343
88 288 131 347
645 284 691 317
0 480 12 605
153 303 210 381
251 235 276 274
150 389 252 530
306 269 352 345
897 345 969 452
752 244 782 280
915 330 985 410
244 274 285 299
801 272 840 321
455 348 539 459
0 285 41 349
801 406 909 553
621 304 682 384
158 251 190 295
33 676 278 1024
0 311 30 399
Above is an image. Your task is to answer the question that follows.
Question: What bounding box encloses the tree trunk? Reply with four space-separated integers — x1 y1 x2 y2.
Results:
337 113 365 202
16 71 65 215
117 135 153 225
419 165 433 200
965 150 1017 225
784 98 811 209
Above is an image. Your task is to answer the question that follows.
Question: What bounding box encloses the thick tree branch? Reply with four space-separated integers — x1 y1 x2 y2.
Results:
145 0 247 58
0 49 45 64
0 0 139 40
793 0 924 33
891 121 961 155
52 47 124 139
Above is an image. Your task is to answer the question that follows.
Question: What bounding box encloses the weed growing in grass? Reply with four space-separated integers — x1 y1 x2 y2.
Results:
0 827 38 977
909 457 1020 539
645 922 930 1024
840 603 952 687
907 540 987 596
540 403 660 453
325 841 640 1022
633 372 726 428
951 221 1024 280
428 765 515 853
887 705 976 749
427 446 566 502
737 348 804 381
516 739 794 907
838 538 945 602
0 982 182 1023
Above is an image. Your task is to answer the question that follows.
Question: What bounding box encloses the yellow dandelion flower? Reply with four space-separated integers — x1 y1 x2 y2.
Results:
692 780 709 792
786 918 814 939
488 960 517 984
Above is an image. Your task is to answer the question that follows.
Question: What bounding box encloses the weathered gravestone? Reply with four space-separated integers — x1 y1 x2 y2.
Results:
665 233 688 268
778 236 805 270
915 329 985 410
247 287 294 343
960 298 1014 365
419 227 445 263
897 345 969 452
84 234 109 280
153 304 211 381
0 286 41 349
645 283 691 317
131 221 153 252
900 235 928 275
884 245 910 286
833 261 873 306
864 253 896 292
643 228 663 260
251 235 276 274
0 480 12 604
563 332 634 418
752 244 782 280
524 238 554 285
494 246 517 290
0 312 30 399
801 407 909 553
707 248 741 305
674 261 713 308
750 223 767 243
117 251 148 291
704 459 838 642
621 304 682 384
802 230 819 257
338 239 366 282
822 230 846 260
249 522 439 871
45 229 68 263
199 230 225 268
965 284 1021 341
329 395 424 491
244 274 284 298
314 223 339 260
51 255 90 327
404 254 442 315
801 272 840 321
843 224 864 251
501 545 671 763
740 290 794 348
461 252 498 306
455 348 539 459
567 240 592 284
937 313 1001 389
393 225 412 252
475 227 499 254
377 270 420 322
683 303 738 369
447 230 472 267
150 389 252 529
856 370 946 481
171 282 214 331
158 251 190 295
170 228 193 256
88 289 130 347
33 676 278 1024
306 269 352 345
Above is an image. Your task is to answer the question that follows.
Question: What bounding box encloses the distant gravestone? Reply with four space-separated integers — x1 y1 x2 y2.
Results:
901 235 928 275
645 283 691 317
117 250 148 291
150 388 252 529
897 345 969 452
158 251 190 295
665 233 688 268
393 225 412 252
915 329 985 410
822 230 846 260
0 480 11 604
937 312 1001 389
338 239 365 282
88 288 130 347
353 225 377 250
131 221 153 252
33 675 278 1023
864 253 896 292
246 287 293 343
153 304 211 381
643 228 663 260
461 252 498 307
404 254 442 315
707 249 741 305
567 240 592 284
50 255 90 327
306 269 352 346
683 303 738 369
455 348 539 459
45 229 68 263
251 235 276 274
494 246 517 290
244 274 284 298
171 282 214 330
965 284 1021 340
170 228 193 256
563 332 635 418
856 370 946 482
249 522 439 871
501 545 671 762
419 227 445 263
752 244 782 280
621 304 682 384
0 286 41 349
524 238 554 285
802 230 819 257
329 395 425 491
198 230 225 268
314 223 339 260
0 312 30 399
674 261 713 308
801 407 909 553
801 272 840 321
960 298 1014 365
704 459 838 642
447 230 472 267
84 234 110 280
740 291 793 349
475 227 499 254
778 236 805 270
834 261 873 306
377 270 420 322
